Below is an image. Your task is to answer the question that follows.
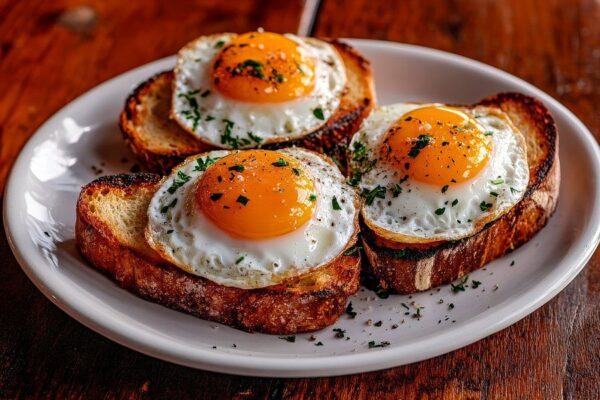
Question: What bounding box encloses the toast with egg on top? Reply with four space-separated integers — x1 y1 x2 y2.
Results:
119 37 375 175
76 151 361 334
350 93 559 294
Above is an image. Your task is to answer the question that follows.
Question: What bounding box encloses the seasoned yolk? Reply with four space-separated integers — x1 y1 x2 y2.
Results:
195 150 316 239
211 32 315 103
382 106 491 185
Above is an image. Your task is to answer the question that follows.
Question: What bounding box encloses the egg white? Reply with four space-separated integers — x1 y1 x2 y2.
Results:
171 33 347 148
145 148 358 289
349 103 529 243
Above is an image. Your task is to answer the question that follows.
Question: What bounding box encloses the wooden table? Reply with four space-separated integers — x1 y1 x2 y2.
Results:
1 0 598 398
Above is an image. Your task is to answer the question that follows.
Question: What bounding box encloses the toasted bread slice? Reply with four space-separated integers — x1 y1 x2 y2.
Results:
361 93 560 294
76 173 361 334
119 39 375 174
119 72 212 174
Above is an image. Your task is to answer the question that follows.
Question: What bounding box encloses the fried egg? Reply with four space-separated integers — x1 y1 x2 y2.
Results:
348 103 529 243
145 148 358 289
172 31 346 149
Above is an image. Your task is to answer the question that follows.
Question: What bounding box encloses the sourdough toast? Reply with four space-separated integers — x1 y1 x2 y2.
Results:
360 93 560 294
76 173 361 334
119 39 375 174
119 72 211 174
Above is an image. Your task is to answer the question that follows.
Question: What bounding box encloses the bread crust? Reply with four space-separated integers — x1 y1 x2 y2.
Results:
119 72 212 174
361 93 560 294
76 173 361 334
119 39 375 174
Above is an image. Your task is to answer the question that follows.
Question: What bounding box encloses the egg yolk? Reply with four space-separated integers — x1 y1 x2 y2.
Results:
381 106 491 185
211 32 316 103
195 150 316 239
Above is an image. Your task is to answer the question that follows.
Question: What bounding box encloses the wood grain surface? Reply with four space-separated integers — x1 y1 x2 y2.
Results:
0 0 598 398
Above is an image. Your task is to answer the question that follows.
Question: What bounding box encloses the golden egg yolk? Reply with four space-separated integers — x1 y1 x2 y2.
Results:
195 150 316 239
211 32 316 103
382 106 491 185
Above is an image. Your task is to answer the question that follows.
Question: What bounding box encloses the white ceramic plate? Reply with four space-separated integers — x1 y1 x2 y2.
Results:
4 39 600 377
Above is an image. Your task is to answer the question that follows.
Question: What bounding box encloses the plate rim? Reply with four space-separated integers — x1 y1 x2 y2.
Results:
4 38 600 377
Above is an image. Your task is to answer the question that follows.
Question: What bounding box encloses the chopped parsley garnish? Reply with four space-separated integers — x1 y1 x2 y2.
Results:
451 275 469 292
408 134 432 158
167 171 191 194
471 280 482 289
220 119 252 149
309 194 317 202
390 249 407 259
214 40 225 48
491 178 504 185
345 302 357 319
451 199 459 207
368 341 390 349
160 198 178 214
315 341 323 346
484 131 494 136
441 184 449 193
279 335 296 343
343 246 362 256
200 89 211 98
236 195 249 206
210 193 223 201
448 303 455 309
412 307 423 319
510 187 519 194
236 59 264 79
313 107 325 120
490 191 499 197
292 168 300 176
178 91 201 131
479 201 493 211
391 184 402 197
333 328 346 338
332 196 342 210
271 158 289 167
166 229 174 234
435 207 446 215
274 72 285 83
228 164 245 172
235 256 245 264
348 171 363 186
374 320 383 327
348 136 377 187
362 185 386 205
194 156 218 171
352 140 368 162
247 131 262 144
221 118 236 145
205 115 215 121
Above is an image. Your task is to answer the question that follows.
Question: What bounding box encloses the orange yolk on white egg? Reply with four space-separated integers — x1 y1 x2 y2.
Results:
211 32 316 103
382 106 491 185
195 150 316 239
